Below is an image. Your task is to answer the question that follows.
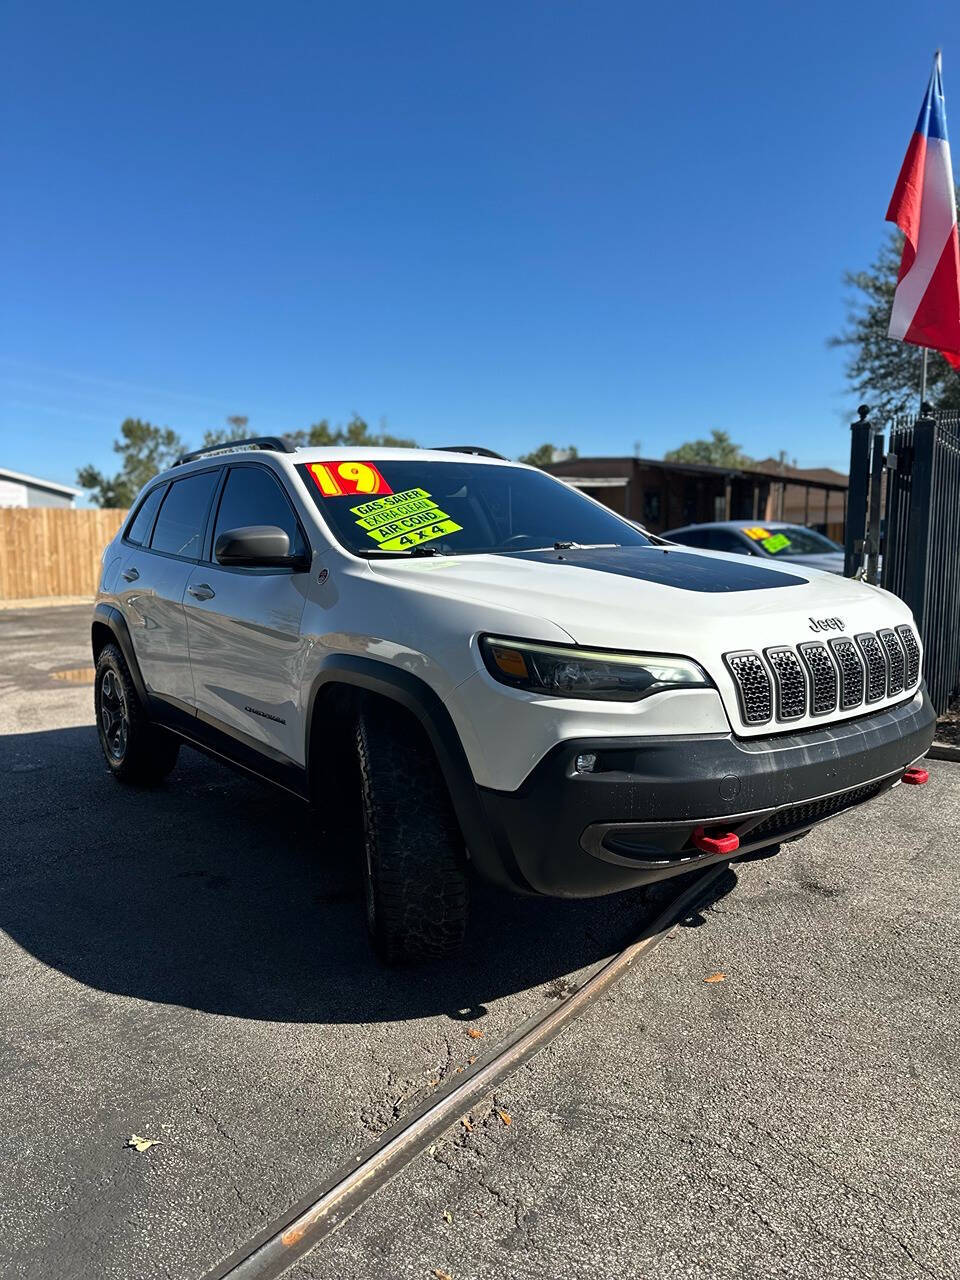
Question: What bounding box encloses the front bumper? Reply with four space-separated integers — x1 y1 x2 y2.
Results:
475 689 936 897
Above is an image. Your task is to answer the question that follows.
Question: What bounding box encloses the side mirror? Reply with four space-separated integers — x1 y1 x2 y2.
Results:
214 525 308 569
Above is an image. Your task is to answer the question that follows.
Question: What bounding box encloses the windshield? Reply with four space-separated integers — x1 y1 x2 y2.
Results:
746 525 843 556
296 459 650 556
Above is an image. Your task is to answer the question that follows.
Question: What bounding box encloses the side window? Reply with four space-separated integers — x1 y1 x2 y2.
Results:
675 528 707 547
149 471 219 559
212 466 306 560
125 485 166 545
713 531 751 554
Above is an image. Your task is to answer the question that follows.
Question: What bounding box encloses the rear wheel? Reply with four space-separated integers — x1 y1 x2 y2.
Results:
94 643 179 785
356 702 468 964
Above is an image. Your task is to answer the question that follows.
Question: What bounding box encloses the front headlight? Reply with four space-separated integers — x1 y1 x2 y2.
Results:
478 635 711 701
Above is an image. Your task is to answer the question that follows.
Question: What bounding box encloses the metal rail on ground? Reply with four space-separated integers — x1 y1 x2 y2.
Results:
201 863 730 1280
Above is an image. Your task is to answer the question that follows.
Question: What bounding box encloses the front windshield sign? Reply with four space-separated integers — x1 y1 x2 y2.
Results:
350 488 463 552
297 459 651 557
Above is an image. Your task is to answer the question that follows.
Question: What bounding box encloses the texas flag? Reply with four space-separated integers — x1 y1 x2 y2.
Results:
887 52 960 368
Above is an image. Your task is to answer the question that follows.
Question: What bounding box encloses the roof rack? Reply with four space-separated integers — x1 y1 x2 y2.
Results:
436 445 507 460
173 436 297 467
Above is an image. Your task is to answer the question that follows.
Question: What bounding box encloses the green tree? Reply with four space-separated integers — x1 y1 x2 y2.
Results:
830 227 960 419
76 412 416 508
663 429 751 468
200 414 250 448
77 418 186 508
518 443 579 467
204 414 415 449
292 414 416 449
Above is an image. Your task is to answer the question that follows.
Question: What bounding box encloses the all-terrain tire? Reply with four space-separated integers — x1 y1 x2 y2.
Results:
356 702 468 964
94 643 180 785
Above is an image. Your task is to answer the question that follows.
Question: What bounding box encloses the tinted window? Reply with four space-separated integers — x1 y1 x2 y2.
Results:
126 485 166 545
671 528 751 553
752 525 843 556
150 471 219 558
213 466 306 559
297 460 649 557
710 530 751 553
670 528 708 547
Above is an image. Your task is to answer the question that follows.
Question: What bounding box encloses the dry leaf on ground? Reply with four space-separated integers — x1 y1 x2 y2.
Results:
496 1109 512 1126
704 972 726 983
467 1028 483 1039
126 1134 161 1153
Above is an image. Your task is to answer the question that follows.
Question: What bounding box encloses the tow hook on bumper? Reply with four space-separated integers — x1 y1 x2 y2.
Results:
691 827 740 855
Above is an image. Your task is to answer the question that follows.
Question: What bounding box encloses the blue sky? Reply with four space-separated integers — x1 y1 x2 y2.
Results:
0 1 954 496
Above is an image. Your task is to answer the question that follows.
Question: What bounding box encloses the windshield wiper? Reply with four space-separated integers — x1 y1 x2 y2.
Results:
355 546 447 558
496 541 621 555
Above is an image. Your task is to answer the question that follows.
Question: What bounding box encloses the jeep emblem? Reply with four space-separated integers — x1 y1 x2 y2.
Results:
808 616 845 633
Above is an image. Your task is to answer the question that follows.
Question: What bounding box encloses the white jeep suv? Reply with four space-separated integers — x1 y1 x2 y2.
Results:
92 439 936 961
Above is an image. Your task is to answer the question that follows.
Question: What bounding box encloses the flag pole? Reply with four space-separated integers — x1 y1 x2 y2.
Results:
920 51 942 411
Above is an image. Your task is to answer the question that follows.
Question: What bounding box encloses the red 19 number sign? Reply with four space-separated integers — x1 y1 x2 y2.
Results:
307 461 393 497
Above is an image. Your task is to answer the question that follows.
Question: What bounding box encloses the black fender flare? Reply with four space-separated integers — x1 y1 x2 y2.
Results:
306 654 532 892
91 603 149 705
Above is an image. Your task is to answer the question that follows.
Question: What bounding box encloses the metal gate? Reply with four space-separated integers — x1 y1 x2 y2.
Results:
845 404 960 714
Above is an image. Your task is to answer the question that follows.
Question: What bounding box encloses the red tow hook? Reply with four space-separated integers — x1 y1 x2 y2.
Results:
691 826 740 855
902 765 929 785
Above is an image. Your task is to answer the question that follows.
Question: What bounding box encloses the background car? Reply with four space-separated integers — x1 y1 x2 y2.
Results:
662 520 845 574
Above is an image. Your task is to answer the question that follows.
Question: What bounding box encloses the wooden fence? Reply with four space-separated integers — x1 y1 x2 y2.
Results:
0 507 128 601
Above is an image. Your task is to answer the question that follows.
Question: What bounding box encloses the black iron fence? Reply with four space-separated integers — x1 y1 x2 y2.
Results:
845 403 960 714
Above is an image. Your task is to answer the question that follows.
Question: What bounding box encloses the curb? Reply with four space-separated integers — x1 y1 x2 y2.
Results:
928 742 960 762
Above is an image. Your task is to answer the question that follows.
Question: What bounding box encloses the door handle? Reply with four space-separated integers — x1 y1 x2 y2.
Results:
121 567 139 582
187 583 216 601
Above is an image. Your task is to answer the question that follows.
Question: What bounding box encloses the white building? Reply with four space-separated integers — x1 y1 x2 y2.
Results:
0 467 80 509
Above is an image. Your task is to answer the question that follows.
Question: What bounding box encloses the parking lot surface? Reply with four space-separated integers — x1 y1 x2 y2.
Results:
2 605 958 1279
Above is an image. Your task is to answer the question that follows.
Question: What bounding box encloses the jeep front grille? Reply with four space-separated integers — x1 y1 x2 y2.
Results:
829 637 865 710
856 633 888 702
723 651 772 724
764 647 805 720
798 641 839 715
896 624 921 689
878 628 905 696
723 625 920 727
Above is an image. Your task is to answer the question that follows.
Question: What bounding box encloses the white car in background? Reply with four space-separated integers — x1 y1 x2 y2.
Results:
664 520 846 574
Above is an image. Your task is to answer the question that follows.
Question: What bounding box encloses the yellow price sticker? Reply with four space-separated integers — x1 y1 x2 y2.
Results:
350 488 462 551
761 533 792 554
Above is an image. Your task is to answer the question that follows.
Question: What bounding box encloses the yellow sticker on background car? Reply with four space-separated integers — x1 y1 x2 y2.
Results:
742 526 772 540
761 533 791 553
351 487 462 551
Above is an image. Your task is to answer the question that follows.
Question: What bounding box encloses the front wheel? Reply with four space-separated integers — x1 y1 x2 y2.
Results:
94 643 179 785
356 703 468 964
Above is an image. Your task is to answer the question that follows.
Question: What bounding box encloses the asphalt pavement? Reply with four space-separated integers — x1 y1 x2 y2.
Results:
1 605 957 1280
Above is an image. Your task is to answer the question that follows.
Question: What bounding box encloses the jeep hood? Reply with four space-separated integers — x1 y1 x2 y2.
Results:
371 545 909 647
371 546 917 737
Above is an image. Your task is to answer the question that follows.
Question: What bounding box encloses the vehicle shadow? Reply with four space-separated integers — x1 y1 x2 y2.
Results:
1 725 736 1024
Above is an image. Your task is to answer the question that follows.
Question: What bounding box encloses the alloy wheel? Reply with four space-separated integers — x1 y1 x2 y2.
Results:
99 668 128 760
